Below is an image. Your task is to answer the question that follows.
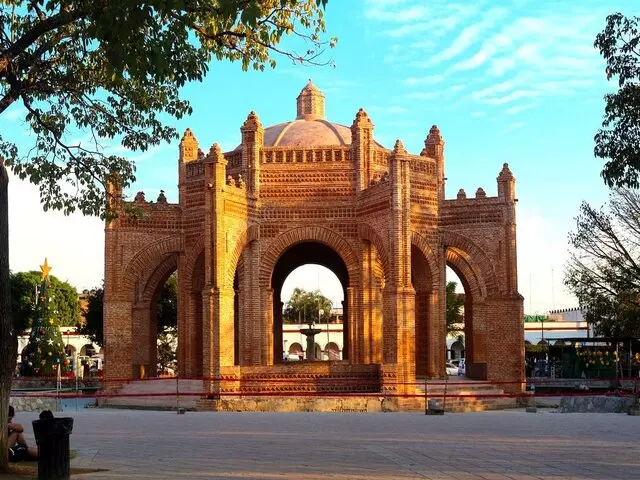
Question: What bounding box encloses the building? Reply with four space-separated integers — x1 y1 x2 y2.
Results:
525 308 590 345
103 82 524 408
16 327 102 378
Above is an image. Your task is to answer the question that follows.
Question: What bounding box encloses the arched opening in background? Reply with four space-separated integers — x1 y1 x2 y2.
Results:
271 242 349 363
129 256 179 379
280 264 344 361
445 266 466 361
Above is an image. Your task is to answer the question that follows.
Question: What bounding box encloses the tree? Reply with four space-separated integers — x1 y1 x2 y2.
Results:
157 327 177 375
446 281 465 335
78 287 103 347
594 13 640 188
19 260 69 377
283 287 333 324
157 273 177 332
0 159 14 470
0 0 334 219
79 275 177 347
564 189 640 337
10 270 81 333
1 3 333 462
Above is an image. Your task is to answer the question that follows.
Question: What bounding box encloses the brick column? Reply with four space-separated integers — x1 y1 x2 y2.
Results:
485 295 524 389
261 288 274 365
201 286 235 392
384 140 416 394
103 300 133 385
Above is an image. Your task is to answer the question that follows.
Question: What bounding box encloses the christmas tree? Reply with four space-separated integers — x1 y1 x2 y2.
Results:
21 259 69 377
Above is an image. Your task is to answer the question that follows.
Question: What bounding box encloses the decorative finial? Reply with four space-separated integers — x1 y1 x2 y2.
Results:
296 81 325 120
457 189 467 200
393 139 407 154
180 128 195 142
475 187 487 199
40 258 52 280
351 108 373 130
242 111 262 129
421 124 445 157
499 163 513 178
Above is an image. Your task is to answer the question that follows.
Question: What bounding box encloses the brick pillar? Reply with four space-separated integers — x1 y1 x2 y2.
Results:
431 246 446 378
201 286 236 391
261 288 274 365
131 303 152 378
359 241 372 364
359 244 384 365
202 287 214 392
345 286 356 362
485 295 524 389
384 139 415 394
103 300 133 384
243 242 262 365
183 290 200 377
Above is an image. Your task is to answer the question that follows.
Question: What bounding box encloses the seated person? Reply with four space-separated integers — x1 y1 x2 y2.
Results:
7 405 38 461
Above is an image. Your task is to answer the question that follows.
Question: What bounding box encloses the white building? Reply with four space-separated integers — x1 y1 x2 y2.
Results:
16 326 102 377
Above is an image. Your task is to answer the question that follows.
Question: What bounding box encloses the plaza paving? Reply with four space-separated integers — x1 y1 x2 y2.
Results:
13 408 640 479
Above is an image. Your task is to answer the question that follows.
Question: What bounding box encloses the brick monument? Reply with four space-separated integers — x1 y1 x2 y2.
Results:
103 82 524 409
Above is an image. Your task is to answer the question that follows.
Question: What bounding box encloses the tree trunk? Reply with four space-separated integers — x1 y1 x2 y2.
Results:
0 159 16 472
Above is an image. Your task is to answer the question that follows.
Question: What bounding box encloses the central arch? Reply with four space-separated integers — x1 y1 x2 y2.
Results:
271 242 350 362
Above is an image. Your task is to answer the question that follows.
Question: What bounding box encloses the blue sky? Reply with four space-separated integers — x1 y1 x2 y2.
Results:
5 0 633 314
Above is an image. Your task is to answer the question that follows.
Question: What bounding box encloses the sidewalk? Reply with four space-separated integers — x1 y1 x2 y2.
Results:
12 408 640 479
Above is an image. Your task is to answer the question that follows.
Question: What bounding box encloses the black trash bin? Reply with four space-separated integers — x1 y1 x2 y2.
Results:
32 417 74 480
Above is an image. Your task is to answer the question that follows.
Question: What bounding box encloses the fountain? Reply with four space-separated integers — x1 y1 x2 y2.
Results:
299 322 323 361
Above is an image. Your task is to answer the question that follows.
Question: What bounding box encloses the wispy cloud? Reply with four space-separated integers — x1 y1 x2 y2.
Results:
403 74 445 86
506 103 538 115
366 0 609 114
500 122 525 135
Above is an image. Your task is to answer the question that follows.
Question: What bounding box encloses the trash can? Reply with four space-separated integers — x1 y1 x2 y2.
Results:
32 417 74 480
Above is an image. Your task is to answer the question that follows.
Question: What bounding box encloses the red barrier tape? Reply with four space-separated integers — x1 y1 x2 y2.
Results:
10 390 638 400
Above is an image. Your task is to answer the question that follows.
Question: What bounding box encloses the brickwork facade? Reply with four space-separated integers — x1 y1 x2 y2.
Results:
103 82 524 401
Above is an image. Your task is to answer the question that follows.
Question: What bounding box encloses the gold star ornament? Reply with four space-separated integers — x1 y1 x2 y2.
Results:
40 258 52 280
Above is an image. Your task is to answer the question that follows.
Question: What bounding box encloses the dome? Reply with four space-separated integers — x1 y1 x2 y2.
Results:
263 120 352 147
235 81 376 149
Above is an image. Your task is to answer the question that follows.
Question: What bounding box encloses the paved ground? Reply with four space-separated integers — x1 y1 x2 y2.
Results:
12 408 640 480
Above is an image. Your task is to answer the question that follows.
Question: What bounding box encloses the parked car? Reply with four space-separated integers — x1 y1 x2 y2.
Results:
445 362 459 375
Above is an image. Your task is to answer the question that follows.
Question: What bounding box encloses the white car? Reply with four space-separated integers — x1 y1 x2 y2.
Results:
445 362 459 376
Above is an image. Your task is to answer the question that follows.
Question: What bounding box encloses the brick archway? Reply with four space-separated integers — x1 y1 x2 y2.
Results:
442 231 501 380
359 224 390 281
411 231 440 291
227 225 260 287
259 225 359 289
104 83 523 403
121 235 183 301
441 230 497 298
